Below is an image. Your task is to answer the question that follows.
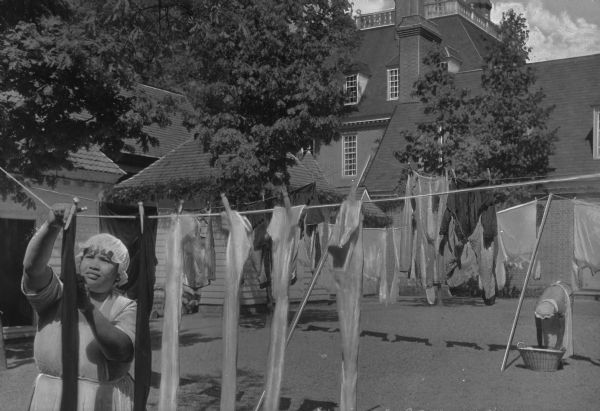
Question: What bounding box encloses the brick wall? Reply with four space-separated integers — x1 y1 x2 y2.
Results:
398 35 422 103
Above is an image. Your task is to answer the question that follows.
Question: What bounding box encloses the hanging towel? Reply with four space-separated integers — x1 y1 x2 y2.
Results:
158 215 184 411
220 210 253 411
327 197 363 411
263 205 305 411
573 201 600 274
497 200 540 279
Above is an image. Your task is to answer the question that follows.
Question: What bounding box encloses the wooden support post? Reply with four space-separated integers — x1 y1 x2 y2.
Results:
500 194 553 372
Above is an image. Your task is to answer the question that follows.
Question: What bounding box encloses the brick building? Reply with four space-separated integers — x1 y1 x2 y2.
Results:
315 0 600 293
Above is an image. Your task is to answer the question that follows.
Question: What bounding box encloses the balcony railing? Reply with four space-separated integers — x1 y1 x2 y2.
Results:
354 2 498 38
354 9 395 30
424 1 498 38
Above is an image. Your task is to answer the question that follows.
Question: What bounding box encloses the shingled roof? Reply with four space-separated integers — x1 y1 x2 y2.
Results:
362 53 600 196
117 139 336 196
68 147 126 176
116 138 212 188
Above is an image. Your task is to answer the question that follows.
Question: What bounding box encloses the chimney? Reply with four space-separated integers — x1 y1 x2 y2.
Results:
395 0 442 103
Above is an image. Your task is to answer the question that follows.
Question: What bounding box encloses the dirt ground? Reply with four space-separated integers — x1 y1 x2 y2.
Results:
2 294 599 410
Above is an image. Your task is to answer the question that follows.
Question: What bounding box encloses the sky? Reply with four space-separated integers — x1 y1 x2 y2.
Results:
352 0 600 62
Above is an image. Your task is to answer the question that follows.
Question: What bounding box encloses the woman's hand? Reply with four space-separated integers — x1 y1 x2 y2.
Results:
48 203 73 228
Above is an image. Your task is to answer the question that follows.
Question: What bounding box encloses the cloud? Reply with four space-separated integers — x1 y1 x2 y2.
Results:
352 0 393 15
491 0 600 61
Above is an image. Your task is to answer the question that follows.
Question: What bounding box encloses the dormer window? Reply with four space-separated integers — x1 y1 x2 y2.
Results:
387 68 399 100
345 75 358 105
594 106 600 159
343 66 369 105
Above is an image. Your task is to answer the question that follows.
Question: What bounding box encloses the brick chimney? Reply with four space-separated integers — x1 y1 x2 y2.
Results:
395 0 442 102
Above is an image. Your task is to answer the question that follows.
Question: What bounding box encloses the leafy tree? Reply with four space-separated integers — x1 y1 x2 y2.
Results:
103 0 360 204
395 9 556 192
2 0 359 206
0 0 170 206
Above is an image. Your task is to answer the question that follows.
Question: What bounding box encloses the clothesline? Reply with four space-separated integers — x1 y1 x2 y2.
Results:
83 171 600 219
3 162 600 220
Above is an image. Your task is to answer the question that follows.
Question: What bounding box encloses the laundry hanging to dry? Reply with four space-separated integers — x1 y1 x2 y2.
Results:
219 207 253 411
180 215 216 290
263 204 305 411
327 196 363 411
573 201 600 289
496 199 540 287
61 210 79 411
158 214 184 411
439 178 498 295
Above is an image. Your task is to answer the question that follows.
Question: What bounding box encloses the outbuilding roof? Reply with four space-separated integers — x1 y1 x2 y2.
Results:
68 147 125 176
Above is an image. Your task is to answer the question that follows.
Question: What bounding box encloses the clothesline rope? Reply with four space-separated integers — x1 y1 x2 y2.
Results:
140 171 600 219
3 163 600 219
0 165 52 210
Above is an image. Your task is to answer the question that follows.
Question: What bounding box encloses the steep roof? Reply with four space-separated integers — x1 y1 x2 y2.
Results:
363 53 600 196
116 139 338 198
345 14 496 125
116 138 213 188
432 15 496 70
344 25 399 122
68 147 125 176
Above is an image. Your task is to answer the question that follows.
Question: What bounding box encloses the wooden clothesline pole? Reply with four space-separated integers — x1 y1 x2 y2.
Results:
500 193 554 372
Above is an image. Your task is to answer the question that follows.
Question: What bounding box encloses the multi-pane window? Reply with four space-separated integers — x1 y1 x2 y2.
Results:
387 68 399 100
343 135 357 176
594 107 600 159
344 75 358 105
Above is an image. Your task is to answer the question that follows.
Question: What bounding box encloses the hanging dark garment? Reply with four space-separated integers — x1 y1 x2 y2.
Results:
244 200 270 229
289 182 324 225
99 202 158 411
60 213 78 411
440 179 497 260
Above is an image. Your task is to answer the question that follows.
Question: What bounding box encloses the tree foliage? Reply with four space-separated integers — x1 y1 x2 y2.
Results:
2 0 360 206
395 9 557 193
0 0 171 206
100 0 359 203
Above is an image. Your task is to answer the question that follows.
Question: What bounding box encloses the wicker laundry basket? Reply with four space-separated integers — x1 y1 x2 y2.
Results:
517 342 565 372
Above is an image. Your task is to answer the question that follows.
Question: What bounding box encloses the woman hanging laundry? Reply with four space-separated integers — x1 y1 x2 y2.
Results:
534 281 573 357
22 204 136 410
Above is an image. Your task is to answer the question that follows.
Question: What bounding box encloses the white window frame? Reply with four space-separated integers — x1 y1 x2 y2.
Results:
594 106 600 159
387 68 399 100
344 74 358 105
343 135 357 177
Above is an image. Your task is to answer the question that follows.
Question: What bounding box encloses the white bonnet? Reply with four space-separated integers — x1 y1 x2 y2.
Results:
76 233 130 286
